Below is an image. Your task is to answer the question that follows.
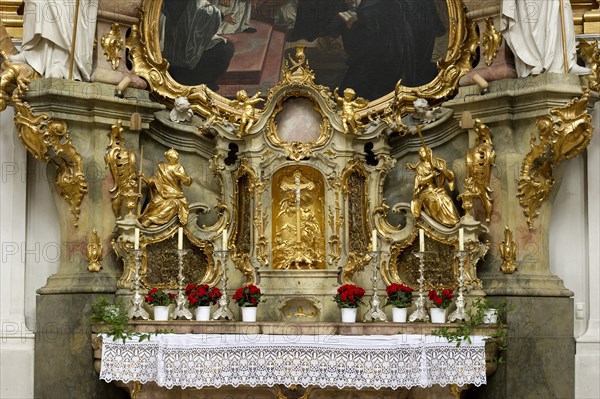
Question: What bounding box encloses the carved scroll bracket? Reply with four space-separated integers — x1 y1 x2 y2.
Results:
517 88 593 228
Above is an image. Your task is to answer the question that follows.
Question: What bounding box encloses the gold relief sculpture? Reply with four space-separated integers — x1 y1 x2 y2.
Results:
87 228 103 272
280 298 320 320
275 385 313 399
132 0 471 127
232 164 259 284
272 167 325 270
578 38 600 91
518 89 593 228
334 87 367 135
231 90 264 137
482 17 502 66
326 173 343 266
139 148 192 227
499 225 517 274
407 144 460 227
105 120 139 218
463 120 496 222
101 23 124 71
0 50 38 111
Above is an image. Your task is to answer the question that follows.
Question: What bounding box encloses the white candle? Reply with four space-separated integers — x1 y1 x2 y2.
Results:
459 228 464 251
222 229 228 249
178 227 183 250
419 229 425 252
134 228 140 250
371 229 377 252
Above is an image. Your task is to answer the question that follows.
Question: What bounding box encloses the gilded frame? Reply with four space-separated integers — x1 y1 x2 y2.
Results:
129 0 475 122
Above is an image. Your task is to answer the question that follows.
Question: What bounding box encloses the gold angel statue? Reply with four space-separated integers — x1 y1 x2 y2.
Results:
407 144 460 227
231 89 264 137
334 87 367 135
465 120 496 222
139 148 192 227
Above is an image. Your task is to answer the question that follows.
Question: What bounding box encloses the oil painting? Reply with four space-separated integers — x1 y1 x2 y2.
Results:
161 0 449 100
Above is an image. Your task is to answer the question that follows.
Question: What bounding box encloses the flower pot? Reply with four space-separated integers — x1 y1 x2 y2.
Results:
341 307 358 323
392 307 408 323
483 309 498 324
195 306 211 321
153 305 169 321
242 306 257 322
430 307 446 323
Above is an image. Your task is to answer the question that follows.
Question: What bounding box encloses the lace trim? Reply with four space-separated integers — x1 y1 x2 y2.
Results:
99 334 486 389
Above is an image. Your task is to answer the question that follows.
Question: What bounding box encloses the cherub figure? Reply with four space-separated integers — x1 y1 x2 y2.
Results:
334 87 367 134
232 89 263 137
170 96 193 123
412 98 443 124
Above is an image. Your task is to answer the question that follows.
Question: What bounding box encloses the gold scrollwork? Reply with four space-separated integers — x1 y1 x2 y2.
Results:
499 225 517 274
518 89 593 228
101 23 124 71
232 162 259 284
578 38 600 91
105 120 139 218
0 50 39 111
482 17 502 66
461 120 495 222
87 228 103 272
13 96 88 226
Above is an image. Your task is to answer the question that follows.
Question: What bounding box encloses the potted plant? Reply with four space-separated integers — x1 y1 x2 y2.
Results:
144 288 176 321
185 283 222 321
333 284 366 323
428 288 453 323
232 284 262 322
385 283 414 322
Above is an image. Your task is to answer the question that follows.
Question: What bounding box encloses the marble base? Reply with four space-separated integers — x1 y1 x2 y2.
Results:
469 296 575 399
34 294 128 399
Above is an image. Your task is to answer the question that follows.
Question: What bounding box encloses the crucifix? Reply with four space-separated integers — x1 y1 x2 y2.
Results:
280 170 315 269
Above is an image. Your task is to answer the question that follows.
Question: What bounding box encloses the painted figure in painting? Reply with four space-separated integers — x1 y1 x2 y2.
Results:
407 145 460 227
139 148 192 227
9 0 98 80
162 0 234 89
214 0 256 34
334 87 367 135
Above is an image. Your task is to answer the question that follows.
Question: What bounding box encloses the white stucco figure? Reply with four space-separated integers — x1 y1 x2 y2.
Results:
9 0 98 80
501 0 591 77
412 98 443 125
170 97 193 123
214 0 255 34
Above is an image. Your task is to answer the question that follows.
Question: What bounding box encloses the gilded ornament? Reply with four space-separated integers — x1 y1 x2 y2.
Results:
139 148 192 227
577 38 600 91
232 163 259 284
518 89 593 228
231 90 264 137
462 120 495 222
407 144 460 227
87 228 103 272
499 225 517 274
0 50 38 112
100 23 123 71
131 0 471 126
482 17 502 66
334 87 367 135
105 120 139 218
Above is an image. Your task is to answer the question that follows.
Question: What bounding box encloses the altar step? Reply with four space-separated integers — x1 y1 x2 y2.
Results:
216 21 285 98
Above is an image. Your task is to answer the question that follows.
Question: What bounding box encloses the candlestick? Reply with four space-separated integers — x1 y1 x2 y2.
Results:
408 250 430 322
212 249 235 320
448 250 467 322
459 228 464 251
171 248 192 320
363 251 386 322
371 229 377 252
178 227 183 250
419 229 425 252
134 228 140 250
128 249 149 320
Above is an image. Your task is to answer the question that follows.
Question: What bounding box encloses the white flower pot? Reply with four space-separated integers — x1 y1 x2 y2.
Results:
242 306 257 322
341 307 358 323
153 305 169 321
430 307 446 323
195 306 211 321
483 309 498 324
392 307 408 323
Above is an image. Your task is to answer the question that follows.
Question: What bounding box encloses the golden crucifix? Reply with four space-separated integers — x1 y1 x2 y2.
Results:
280 170 315 269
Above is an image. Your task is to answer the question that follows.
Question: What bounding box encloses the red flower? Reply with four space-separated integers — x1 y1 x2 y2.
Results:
334 284 366 308
434 297 443 306
185 283 195 293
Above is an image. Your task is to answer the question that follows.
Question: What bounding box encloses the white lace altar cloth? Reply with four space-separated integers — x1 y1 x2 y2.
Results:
99 333 486 390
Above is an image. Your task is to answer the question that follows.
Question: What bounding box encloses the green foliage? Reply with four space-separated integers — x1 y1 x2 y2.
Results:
432 297 513 363
90 297 157 343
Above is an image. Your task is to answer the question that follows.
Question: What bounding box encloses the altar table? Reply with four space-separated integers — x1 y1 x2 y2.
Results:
99 332 487 391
